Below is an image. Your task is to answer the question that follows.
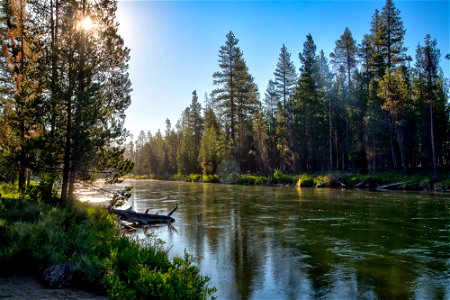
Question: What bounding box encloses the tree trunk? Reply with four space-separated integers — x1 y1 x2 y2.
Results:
328 97 333 171
387 117 397 169
395 121 407 173
429 103 437 177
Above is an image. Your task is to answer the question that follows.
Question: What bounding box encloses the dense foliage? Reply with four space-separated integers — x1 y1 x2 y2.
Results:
129 0 449 178
0 0 133 201
0 198 216 299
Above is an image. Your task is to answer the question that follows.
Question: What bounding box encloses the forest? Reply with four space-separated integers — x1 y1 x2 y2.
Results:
128 0 449 178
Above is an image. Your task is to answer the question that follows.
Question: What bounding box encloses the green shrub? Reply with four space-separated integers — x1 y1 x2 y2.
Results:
201 174 220 183
235 175 269 185
313 175 328 187
0 200 216 298
236 175 255 185
0 182 20 199
273 169 298 184
171 173 186 181
296 174 314 187
187 174 202 182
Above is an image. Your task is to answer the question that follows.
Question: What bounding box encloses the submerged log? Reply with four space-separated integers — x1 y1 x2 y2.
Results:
109 205 177 225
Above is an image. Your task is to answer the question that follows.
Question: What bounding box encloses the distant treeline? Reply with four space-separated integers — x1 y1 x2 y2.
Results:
127 0 449 177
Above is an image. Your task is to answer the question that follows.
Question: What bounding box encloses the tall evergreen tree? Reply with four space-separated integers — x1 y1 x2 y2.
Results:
273 44 297 111
60 0 132 200
291 34 326 171
414 35 448 176
317 50 334 170
263 80 279 172
379 0 408 71
330 28 359 170
199 106 222 175
378 66 413 172
0 0 42 190
330 27 357 88
263 80 279 125
177 91 203 174
212 31 259 172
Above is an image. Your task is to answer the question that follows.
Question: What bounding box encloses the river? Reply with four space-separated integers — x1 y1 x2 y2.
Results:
87 179 450 299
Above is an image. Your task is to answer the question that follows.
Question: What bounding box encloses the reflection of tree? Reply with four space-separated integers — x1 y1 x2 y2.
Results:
231 218 259 299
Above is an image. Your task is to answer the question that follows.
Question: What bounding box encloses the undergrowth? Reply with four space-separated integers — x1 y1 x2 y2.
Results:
0 198 216 299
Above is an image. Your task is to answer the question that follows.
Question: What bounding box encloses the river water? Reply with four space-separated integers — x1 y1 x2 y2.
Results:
93 180 449 299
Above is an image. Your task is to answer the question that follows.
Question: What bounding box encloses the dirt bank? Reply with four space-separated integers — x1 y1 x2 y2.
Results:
0 275 108 300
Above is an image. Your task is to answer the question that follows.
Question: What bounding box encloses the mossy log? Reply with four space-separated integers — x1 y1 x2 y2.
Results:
109 205 177 225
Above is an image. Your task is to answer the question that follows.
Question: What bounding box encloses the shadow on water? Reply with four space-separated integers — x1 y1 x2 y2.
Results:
98 180 450 300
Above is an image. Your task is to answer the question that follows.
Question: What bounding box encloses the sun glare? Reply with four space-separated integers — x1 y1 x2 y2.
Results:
80 16 94 31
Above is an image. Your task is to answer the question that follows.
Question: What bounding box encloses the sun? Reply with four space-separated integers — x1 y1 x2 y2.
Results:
80 16 94 31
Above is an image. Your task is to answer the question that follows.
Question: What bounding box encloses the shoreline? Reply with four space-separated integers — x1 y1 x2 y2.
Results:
122 172 450 192
0 275 107 300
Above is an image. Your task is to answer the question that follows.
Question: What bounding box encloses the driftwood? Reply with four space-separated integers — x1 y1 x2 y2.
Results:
110 204 177 225
376 180 414 191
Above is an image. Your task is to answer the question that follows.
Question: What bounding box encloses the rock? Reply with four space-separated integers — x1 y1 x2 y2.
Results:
42 262 76 288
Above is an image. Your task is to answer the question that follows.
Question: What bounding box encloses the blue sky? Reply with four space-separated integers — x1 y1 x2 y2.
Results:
116 0 450 138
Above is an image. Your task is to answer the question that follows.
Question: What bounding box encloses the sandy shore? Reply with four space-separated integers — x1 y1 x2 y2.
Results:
0 275 108 300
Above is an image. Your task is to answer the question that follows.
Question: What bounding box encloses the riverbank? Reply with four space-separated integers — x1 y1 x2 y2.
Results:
126 171 450 192
0 195 216 299
0 275 107 300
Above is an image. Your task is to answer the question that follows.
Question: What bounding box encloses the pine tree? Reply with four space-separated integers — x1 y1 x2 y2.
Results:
11 0 134 201
274 105 294 172
317 50 334 170
0 0 42 190
414 35 448 176
291 34 326 171
252 104 269 173
263 80 279 172
330 27 357 89
263 80 279 126
199 126 223 175
273 44 297 111
177 91 203 174
189 90 203 148
379 0 408 71
199 106 222 175
212 31 259 172
165 119 178 174
378 66 413 172
330 28 359 170
212 31 243 146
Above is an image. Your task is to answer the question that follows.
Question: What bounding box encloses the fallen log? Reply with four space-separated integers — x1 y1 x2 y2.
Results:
109 204 177 225
376 180 415 191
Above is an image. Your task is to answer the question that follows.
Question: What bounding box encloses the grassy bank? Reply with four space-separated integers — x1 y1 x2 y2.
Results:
127 171 450 191
0 193 216 299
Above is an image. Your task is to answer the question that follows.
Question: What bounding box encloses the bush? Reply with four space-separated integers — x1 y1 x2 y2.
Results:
0 200 216 298
171 173 186 181
187 174 202 182
201 174 220 183
0 182 20 199
272 169 298 185
296 174 314 187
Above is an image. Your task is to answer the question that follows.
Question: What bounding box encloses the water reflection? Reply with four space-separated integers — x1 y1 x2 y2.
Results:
96 180 449 299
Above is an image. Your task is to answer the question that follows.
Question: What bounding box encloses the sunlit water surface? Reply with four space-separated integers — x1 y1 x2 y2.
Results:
80 180 450 299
